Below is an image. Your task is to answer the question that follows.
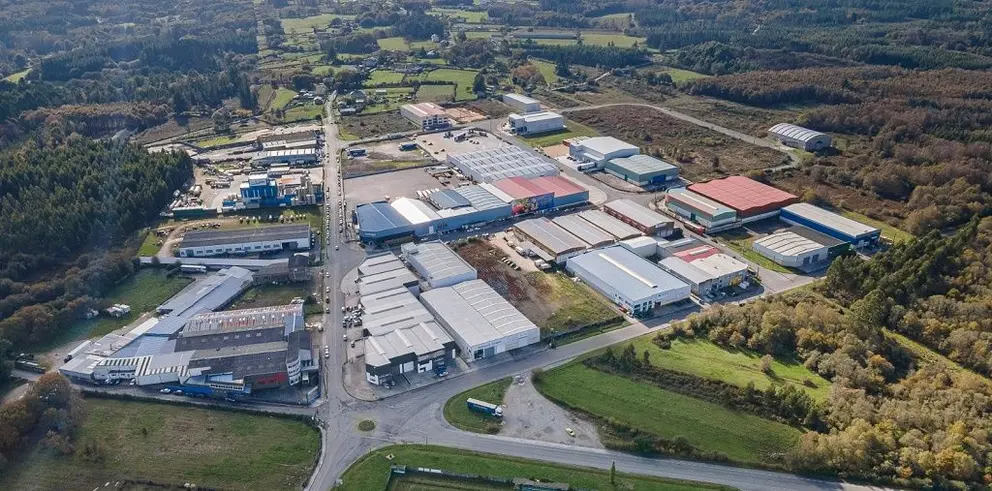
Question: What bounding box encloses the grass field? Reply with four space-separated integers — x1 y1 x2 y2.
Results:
338 445 734 491
313 65 334 76
519 118 599 147
0 398 319 491
138 228 164 256
430 8 488 23
425 68 479 89
839 210 914 243
536 273 619 334
269 88 298 111
281 13 354 35
416 83 455 102
282 103 323 122
581 33 646 48
537 363 801 463
632 337 831 401
4 68 30 82
443 378 511 433
714 229 793 274
530 59 560 85
195 134 241 147
367 69 406 85
662 67 710 84
377 37 409 51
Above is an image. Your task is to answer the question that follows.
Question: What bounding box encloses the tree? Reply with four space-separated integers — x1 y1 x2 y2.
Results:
472 73 486 94
554 61 571 78
171 92 188 115
610 461 616 484
760 354 773 373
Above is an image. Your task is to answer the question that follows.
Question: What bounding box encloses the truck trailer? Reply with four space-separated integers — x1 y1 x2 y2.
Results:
466 398 503 417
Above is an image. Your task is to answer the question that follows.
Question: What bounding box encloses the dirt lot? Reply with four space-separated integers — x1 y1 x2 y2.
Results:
339 112 416 140
569 106 787 181
344 167 445 207
501 373 603 448
445 106 486 123
343 140 433 178
417 129 509 159
467 99 514 117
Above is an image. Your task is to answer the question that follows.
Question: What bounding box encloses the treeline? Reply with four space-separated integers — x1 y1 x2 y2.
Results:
520 44 647 69
0 373 85 469
22 103 170 138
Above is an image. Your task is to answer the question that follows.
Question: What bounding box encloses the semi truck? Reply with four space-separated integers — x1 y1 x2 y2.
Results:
15 359 46 374
466 398 503 417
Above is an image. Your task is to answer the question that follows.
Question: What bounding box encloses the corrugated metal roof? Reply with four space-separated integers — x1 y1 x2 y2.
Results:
665 188 736 219
690 253 748 277
515 217 588 255
577 209 642 240
401 241 476 284
391 197 441 225
448 145 558 182
552 215 614 247
575 137 638 156
753 231 827 256
493 176 552 199
659 257 714 285
420 279 539 348
689 176 797 215
605 199 673 229
358 253 407 276
355 202 412 233
503 93 539 105
782 203 879 239
180 304 304 338
768 123 827 143
608 154 678 175
527 175 587 198
181 224 310 249
568 246 689 301
429 189 472 209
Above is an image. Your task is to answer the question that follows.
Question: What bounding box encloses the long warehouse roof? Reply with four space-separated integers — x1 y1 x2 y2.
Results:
577 209 642 240
448 145 558 182
181 224 310 248
666 188 735 218
402 241 476 284
355 202 412 234
608 154 678 175
552 215 614 247
754 231 826 256
768 123 827 143
420 279 538 348
782 203 879 238
568 246 688 301
515 217 588 254
689 176 797 215
605 199 673 229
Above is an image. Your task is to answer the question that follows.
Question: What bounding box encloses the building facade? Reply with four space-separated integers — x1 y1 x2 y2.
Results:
179 224 311 258
507 111 564 135
400 102 451 130
502 93 542 113
768 123 832 151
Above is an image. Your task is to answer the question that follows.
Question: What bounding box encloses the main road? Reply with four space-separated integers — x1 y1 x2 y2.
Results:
301 100 880 491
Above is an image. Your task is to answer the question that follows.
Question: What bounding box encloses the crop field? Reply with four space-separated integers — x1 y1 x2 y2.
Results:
443 378 511 433
536 363 802 464
338 445 733 491
0 398 319 491
631 337 831 401
518 118 598 148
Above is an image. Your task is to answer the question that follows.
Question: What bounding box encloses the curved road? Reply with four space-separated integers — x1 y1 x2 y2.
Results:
300 99 880 491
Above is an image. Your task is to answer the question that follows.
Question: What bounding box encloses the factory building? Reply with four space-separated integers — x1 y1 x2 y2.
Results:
577 209 642 240
239 172 320 208
753 231 829 268
185 335 311 391
448 145 558 183
656 237 705 258
361 287 457 385
567 137 639 168
354 202 414 244
514 217 588 264
178 224 311 258
657 252 749 296
390 197 441 237
605 155 679 187
689 176 798 222
175 305 304 352
664 188 738 231
257 131 318 151
430 185 512 231
401 241 478 289
502 93 542 113
492 176 554 215
789 225 851 257
552 215 614 248
420 279 541 362
508 111 565 136
566 246 690 315
251 148 319 167
780 203 880 248
357 254 420 297
618 236 659 258
526 175 589 209
768 123 832 152
400 102 451 130
603 199 675 237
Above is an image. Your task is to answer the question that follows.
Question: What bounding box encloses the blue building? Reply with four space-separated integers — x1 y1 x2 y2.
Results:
355 202 414 244
780 203 880 249
241 174 283 207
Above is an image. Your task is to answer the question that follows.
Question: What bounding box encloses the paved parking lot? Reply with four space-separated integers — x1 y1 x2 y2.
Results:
344 167 445 207
417 129 511 160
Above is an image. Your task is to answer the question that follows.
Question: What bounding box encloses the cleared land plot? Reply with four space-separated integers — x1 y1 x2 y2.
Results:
662 67 710 84
581 33 646 48
443 378 511 433
713 228 793 274
0 398 319 491
339 445 734 491
138 228 165 256
454 241 618 335
226 283 309 311
518 119 598 148
840 210 914 243
4 68 30 82
343 158 429 178
416 83 455 102
632 337 831 401
569 106 785 181
344 168 442 207
536 363 801 464
338 112 416 140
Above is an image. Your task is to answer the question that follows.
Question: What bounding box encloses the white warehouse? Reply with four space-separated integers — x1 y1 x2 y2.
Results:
752 231 828 268
507 111 565 136
567 136 639 168
768 123 832 151
503 93 542 113
420 279 541 362
400 102 451 131
400 241 478 289
566 246 690 315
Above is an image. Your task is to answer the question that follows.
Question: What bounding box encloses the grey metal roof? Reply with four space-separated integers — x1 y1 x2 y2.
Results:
358 268 419 297
666 188 736 220
364 320 452 369
782 203 879 239
514 217 587 255
568 246 688 301
787 225 847 248
362 288 436 336
448 145 558 182
577 209 642 240
605 199 673 229
190 341 288 361
608 154 677 175
151 267 254 335
503 93 540 106
355 202 412 234
258 131 317 144
455 184 511 210
358 252 407 276
576 137 638 156
181 224 310 249
401 241 476 285
179 304 304 338
420 279 539 348
768 123 827 143
139 257 289 271
551 215 614 247
753 231 827 257
659 257 714 285
429 189 472 209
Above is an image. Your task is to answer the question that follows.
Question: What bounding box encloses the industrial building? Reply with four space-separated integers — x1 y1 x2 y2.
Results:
354 202 415 244
358 254 420 297
527 175 589 210
251 149 318 167
618 236 659 258
605 155 679 187
514 217 588 264
400 102 451 130
502 93 542 113
178 224 311 258
401 241 478 289
768 123 832 151
391 197 442 237
656 237 705 258
552 215 614 248
659 252 747 296
430 185 513 232
448 145 558 183
508 111 565 135
577 209 642 240
665 188 738 231
567 137 639 167
420 279 541 362
256 131 318 151
752 231 829 268
789 225 851 257
566 246 690 315
689 176 798 221
603 199 675 236
780 203 880 248
239 172 321 208
175 305 305 352
492 176 554 215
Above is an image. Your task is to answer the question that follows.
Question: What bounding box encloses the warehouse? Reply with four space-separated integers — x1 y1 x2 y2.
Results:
527 175 589 209
567 137 639 167
514 217 588 264
566 246 690 315
493 176 555 214
186 340 300 391
358 261 420 297
768 123 832 151
390 197 441 237
605 154 679 187
789 225 851 257
420 279 541 362
251 148 318 167
689 176 798 221
552 215 614 248
577 209 642 240
179 224 311 258
780 203 880 248
401 241 478 289
359 251 408 276
355 202 414 244
433 185 512 231
603 199 675 237
175 305 304 352
503 93 542 113
618 236 659 258
508 111 565 135
664 188 738 231
257 131 318 151
658 257 716 296
448 145 558 183
753 231 829 268
400 102 451 130
689 253 749 289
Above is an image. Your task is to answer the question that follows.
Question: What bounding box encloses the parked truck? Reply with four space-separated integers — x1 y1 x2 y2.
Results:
466 398 503 417
180 264 208 274
15 359 46 374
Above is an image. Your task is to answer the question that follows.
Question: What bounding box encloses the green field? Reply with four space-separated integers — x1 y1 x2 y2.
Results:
714 229 793 274
377 37 410 51
195 134 242 147
519 119 599 147
632 337 831 401
443 378 511 433
662 67 711 84
530 59 560 85
430 8 488 23
283 103 323 122
465 30 496 39
138 228 165 256
537 272 620 334
0 398 319 491
338 445 735 491
425 68 479 88
536 363 802 464
367 69 406 85
281 13 355 35
4 68 30 82
416 83 455 102
839 210 914 243
581 33 646 48
268 88 298 111
313 65 334 76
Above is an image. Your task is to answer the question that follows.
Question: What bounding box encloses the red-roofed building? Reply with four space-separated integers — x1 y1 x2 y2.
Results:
527 175 589 209
673 245 720 262
688 176 798 220
492 177 553 215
